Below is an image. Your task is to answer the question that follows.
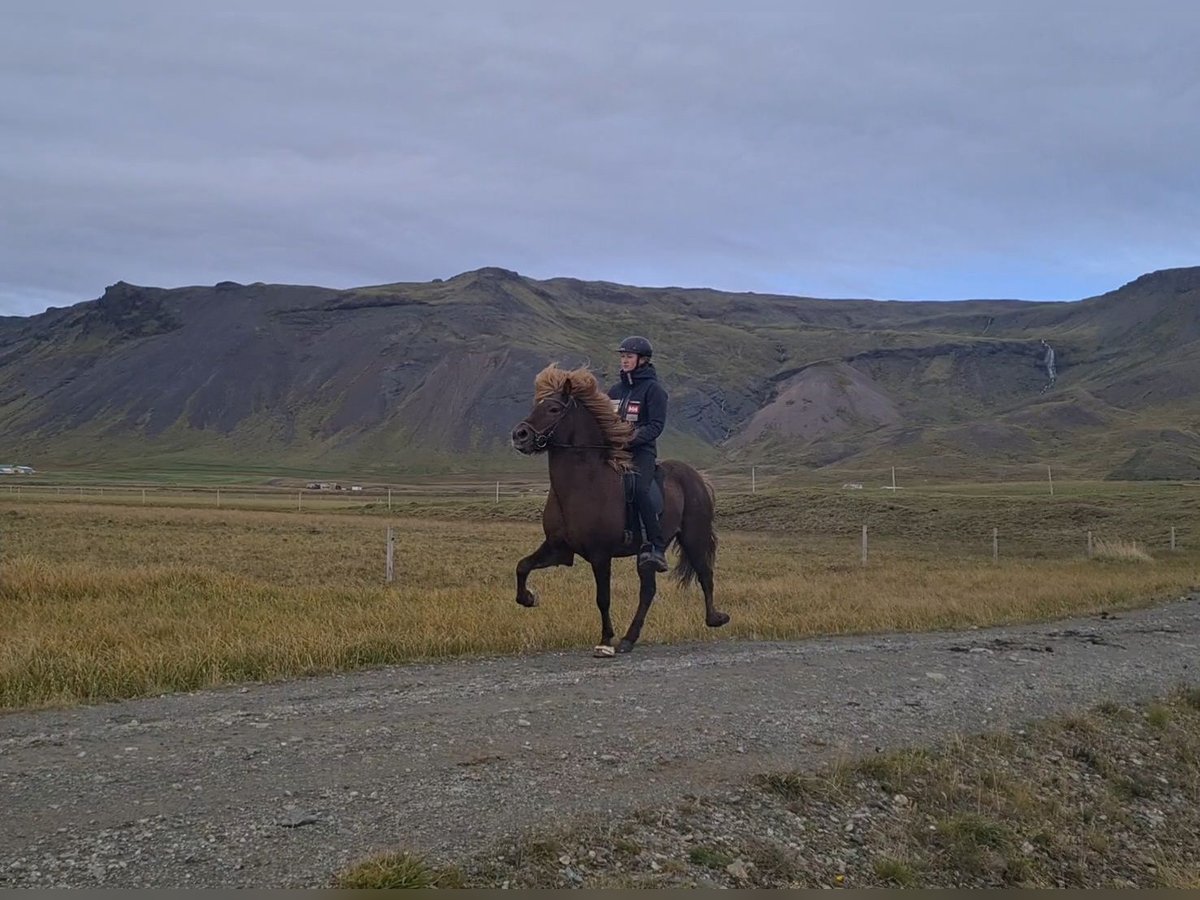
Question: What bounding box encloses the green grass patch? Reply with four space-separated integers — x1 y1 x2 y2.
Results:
336 851 465 889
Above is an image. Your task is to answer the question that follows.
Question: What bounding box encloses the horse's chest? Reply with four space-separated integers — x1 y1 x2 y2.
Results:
550 471 624 547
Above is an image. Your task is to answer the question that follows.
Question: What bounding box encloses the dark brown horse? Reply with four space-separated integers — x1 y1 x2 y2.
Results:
510 363 729 654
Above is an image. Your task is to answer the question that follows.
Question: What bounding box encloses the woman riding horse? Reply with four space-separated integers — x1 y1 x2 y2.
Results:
608 335 669 574
510 362 728 654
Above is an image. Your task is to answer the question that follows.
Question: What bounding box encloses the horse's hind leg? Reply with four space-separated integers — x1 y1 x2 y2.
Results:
678 521 729 628
515 540 572 607
697 568 729 628
616 568 657 653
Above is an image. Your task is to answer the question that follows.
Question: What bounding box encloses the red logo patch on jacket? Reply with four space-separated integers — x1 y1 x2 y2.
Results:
624 400 641 423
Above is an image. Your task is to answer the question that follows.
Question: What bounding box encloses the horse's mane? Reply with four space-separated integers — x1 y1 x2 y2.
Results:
534 363 634 471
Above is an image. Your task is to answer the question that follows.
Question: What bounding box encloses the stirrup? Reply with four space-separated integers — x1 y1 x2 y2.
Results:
638 547 668 573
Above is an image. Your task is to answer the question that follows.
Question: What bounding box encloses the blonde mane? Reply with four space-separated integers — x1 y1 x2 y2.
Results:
533 363 634 471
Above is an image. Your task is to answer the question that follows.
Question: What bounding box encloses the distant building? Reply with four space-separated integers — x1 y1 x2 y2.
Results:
0 465 35 475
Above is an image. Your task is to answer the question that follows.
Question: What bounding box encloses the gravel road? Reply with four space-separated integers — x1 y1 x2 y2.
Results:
2 595 1197 887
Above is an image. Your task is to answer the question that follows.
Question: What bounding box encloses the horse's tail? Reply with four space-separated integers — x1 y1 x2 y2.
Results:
670 465 717 589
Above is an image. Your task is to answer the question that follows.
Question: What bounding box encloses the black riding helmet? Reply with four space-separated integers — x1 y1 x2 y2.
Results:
617 335 653 358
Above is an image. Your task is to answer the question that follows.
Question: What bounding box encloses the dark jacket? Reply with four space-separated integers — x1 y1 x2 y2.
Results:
608 363 668 456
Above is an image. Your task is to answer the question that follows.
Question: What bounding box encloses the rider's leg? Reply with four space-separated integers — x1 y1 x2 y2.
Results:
633 448 667 573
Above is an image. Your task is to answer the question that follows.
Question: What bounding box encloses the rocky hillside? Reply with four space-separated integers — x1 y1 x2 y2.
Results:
1 266 1199 479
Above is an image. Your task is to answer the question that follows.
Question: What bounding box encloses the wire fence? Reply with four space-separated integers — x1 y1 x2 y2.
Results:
0 480 553 511
0 473 1193 587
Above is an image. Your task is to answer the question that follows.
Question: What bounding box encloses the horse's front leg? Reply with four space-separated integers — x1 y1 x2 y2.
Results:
515 540 572 607
616 566 657 653
590 556 614 649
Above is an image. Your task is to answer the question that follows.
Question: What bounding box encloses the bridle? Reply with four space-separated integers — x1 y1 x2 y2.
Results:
518 394 612 452
520 395 574 450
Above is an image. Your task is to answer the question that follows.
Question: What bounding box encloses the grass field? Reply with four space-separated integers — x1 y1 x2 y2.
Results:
1 478 1197 711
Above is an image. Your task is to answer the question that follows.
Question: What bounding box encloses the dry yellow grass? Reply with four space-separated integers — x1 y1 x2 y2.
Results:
1091 537 1154 562
1 499 1197 710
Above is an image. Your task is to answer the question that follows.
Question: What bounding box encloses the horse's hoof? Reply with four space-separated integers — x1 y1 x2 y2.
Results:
516 589 539 608
616 639 634 654
707 611 731 628
593 644 616 658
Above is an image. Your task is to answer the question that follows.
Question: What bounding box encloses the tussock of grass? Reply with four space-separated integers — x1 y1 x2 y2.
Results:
873 856 919 886
1092 537 1154 562
336 851 464 889
1 498 1197 709
1146 703 1173 728
851 748 935 794
754 770 841 804
688 846 733 869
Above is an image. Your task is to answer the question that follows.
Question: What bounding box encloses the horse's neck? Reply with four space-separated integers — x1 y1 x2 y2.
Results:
546 405 617 491
547 445 615 497
548 447 611 485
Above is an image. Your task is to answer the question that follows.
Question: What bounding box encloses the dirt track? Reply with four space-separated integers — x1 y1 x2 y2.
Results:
2 595 1198 888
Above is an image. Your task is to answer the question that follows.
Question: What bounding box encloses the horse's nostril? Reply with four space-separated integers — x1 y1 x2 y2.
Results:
513 426 529 441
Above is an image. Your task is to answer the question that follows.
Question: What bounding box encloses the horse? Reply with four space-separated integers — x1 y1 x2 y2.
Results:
509 363 729 654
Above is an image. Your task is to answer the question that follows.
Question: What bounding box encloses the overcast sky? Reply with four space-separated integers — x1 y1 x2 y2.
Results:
2 1 1198 316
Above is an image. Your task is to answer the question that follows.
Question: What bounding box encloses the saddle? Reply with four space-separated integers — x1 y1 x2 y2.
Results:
622 464 665 547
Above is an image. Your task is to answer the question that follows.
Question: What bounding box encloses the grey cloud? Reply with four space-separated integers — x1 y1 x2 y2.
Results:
2 0 1198 315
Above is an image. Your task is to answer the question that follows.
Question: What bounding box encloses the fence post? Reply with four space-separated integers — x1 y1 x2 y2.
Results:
386 526 395 583
861 524 868 567
992 527 998 563
495 481 500 503
1171 526 1177 551
298 491 302 511
1087 530 1094 558
752 466 757 493
142 488 146 506
217 488 221 508
388 487 392 512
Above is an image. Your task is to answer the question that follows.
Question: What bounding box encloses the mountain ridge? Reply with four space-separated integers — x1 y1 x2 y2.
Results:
2 265 1199 480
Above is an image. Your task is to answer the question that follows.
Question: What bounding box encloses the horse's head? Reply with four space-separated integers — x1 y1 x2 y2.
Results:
511 387 580 455
511 365 633 469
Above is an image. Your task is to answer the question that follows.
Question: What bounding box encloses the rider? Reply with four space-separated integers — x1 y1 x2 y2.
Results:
608 335 669 573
